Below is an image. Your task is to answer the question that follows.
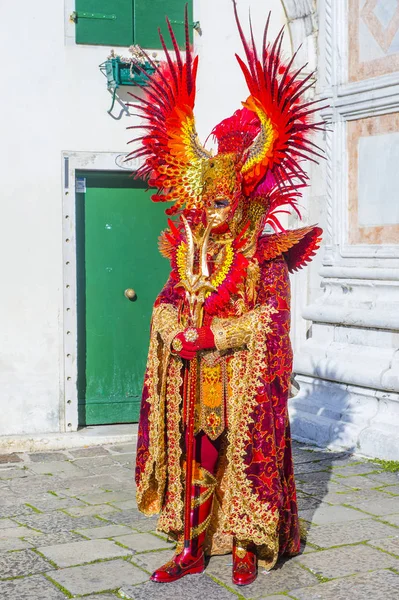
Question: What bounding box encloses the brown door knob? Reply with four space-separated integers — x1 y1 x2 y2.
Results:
124 288 136 300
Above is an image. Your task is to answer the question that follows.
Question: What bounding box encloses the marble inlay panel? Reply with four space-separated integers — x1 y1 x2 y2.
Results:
349 0 399 81
348 113 399 244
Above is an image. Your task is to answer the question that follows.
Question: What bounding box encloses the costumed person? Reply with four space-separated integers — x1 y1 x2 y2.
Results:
129 1 325 586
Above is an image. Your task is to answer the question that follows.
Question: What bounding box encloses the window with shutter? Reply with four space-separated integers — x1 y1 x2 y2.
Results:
134 0 193 49
74 0 193 49
75 0 134 46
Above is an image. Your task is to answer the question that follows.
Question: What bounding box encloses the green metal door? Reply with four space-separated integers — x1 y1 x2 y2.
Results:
76 171 169 425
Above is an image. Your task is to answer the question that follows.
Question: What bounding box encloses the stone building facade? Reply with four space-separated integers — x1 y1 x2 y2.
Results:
290 0 399 460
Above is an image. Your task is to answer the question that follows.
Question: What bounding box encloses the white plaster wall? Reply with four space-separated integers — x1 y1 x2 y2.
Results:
0 1 136 435
194 0 291 144
0 1 290 435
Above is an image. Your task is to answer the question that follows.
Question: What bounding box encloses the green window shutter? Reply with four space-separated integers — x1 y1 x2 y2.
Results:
75 0 134 46
134 0 193 49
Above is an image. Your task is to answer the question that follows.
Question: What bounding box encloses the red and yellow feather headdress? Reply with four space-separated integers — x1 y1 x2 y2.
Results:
126 1 326 231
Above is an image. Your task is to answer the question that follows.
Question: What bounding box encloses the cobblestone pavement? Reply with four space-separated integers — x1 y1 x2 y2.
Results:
0 442 399 599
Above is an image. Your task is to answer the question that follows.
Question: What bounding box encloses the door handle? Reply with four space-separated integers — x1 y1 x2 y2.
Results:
124 288 136 300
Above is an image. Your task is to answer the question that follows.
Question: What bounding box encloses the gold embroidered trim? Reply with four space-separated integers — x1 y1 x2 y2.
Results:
192 512 212 538
172 337 183 352
210 242 234 290
157 304 183 349
219 304 281 555
193 466 218 487
177 240 234 293
210 309 258 351
191 485 214 508
235 545 248 559
192 467 217 508
136 303 184 537
199 357 226 440
184 327 199 342
136 305 166 514
157 356 184 534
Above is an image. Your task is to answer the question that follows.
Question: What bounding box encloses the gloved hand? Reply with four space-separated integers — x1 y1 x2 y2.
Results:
171 326 216 360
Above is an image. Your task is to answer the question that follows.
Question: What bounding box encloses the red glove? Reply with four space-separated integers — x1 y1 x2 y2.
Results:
171 327 215 360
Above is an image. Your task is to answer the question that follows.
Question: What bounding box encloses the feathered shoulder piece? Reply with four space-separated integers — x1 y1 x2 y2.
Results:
257 226 323 272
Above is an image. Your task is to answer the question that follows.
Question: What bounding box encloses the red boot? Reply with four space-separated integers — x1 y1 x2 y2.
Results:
151 466 216 583
232 539 257 586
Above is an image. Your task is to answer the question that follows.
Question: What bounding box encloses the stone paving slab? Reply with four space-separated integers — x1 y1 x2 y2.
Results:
314 487 393 505
37 538 132 567
28 460 89 478
0 453 22 464
291 569 399 599
111 452 136 464
205 555 318 598
299 504 369 524
0 525 43 539
50 558 148 595
76 524 135 539
383 513 399 527
0 501 36 518
0 538 33 551
383 484 399 495
331 475 384 490
295 480 351 497
17 511 104 534
110 443 137 453
297 471 332 483
26 494 85 512
115 532 172 552
9 475 66 495
132 549 176 573
129 519 160 533
120 574 239 599
111 499 137 510
293 449 348 464
83 595 120 600
106 508 156 525
113 473 136 485
72 456 134 478
0 517 18 529
0 468 33 480
0 574 68 600
331 463 380 476
367 535 399 556
365 472 399 485
83 596 120 600
28 452 69 463
65 503 119 517
76 490 133 505
69 446 110 457
344 496 399 516
111 464 136 475
56 474 124 495
297 543 399 578
24 531 85 546
0 548 54 578
306 517 399 548
258 596 297 600
71 456 117 469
